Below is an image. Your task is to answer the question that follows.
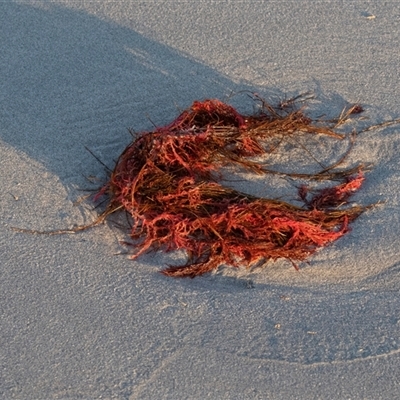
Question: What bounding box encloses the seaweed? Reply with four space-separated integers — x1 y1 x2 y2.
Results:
93 96 369 277
13 94 379 277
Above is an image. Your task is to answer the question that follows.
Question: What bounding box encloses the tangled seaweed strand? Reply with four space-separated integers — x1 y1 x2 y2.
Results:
95 97 367 277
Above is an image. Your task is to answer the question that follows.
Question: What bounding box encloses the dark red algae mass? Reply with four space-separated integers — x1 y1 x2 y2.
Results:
94 97 368 277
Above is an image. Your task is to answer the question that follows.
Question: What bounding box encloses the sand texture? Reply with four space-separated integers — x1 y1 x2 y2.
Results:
1 1 400 398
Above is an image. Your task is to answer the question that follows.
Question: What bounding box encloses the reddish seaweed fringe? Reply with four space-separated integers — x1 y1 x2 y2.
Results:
99 99 367 277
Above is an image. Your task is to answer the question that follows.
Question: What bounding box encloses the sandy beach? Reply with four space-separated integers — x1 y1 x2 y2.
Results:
1 1 400 398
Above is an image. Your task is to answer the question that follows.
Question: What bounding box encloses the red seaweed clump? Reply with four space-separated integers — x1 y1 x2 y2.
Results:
96 96 368 277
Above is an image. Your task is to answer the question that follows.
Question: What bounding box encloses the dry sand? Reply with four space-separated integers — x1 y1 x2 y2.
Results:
1 1 400 398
